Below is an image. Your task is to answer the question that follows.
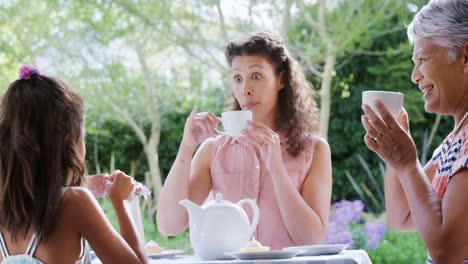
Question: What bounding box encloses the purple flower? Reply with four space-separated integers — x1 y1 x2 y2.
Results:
324 200 364 246
364 219 386 249
18 64 40 80
330 199 364 224
324 222 354 245
325 200 386 250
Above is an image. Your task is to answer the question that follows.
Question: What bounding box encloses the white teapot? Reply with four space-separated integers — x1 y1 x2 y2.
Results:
179 193 259 260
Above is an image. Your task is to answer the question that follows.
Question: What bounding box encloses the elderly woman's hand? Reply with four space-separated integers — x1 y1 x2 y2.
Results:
361 99 418 172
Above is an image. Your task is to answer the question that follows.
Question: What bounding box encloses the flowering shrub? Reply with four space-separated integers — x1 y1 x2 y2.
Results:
325 199 386 249
364 219 386 249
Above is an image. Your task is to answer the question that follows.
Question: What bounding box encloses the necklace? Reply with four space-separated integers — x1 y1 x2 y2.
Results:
453 112 468 134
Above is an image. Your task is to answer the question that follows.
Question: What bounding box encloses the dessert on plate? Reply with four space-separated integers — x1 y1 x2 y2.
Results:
240 237 270 252
146 240 164 254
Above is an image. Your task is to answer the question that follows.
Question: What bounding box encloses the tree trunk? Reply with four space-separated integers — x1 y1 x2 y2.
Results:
135 43 164 219
281 0 293 43
144 137 162 206
427 114 441 150
319 54 336 140
215 0 228 42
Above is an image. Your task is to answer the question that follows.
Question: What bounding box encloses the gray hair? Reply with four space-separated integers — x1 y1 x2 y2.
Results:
408 0 468 62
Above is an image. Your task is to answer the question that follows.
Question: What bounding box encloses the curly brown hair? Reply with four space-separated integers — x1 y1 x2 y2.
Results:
225 31 320 156
0 71 85 242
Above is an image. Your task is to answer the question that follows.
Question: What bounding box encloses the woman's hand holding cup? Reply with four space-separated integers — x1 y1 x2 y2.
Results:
181 106 220 149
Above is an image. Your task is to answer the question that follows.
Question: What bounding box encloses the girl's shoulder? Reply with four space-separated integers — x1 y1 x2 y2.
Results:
61 187 99 213
47 187 93 236
62 186 95 200
59 187 105 232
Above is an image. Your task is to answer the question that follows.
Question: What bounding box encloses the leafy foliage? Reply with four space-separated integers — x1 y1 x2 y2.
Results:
313 11 452 205
367 230 427 263
86 120 148 182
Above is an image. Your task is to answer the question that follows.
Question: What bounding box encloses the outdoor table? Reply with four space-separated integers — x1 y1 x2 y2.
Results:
149 250 372 264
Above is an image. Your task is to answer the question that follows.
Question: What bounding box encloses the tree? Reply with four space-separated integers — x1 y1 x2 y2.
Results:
290 0 408 139
0 0 225 221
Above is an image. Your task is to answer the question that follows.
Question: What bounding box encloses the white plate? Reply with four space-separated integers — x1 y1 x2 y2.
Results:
148 249 185 259
283 244 349 256
225 250 304 260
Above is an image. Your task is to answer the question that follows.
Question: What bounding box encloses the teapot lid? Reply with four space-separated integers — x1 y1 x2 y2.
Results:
204 193 236 208
215 193 225 203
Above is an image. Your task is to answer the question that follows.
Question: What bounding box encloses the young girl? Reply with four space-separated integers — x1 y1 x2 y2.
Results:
157 31 332 249
0 65 148 263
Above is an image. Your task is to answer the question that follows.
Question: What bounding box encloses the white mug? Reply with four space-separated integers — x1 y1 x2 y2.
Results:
216 110 252 137
362 91 404 118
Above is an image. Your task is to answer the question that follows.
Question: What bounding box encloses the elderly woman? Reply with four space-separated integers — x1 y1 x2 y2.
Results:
361 0 467 263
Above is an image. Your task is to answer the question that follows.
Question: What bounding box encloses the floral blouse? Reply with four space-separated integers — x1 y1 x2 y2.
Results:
427 124 467 264
431 124 468 199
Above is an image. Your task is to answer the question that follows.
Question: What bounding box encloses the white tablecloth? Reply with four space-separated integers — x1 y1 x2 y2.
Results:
149 250 372 264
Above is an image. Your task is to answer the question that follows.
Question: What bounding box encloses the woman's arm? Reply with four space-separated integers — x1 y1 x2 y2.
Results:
246 122 332 245
273 137 332 245
362 106 425 231
156 138 213 235
157 106 219 235
399 165 468 263
362 101 468 262
244 122 332 245
384 162 435 231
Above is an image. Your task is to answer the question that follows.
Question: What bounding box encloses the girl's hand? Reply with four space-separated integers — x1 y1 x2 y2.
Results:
86 173 111 197
108 170 134 202
361 99 418 172
243 121 283 173
181 106 219 149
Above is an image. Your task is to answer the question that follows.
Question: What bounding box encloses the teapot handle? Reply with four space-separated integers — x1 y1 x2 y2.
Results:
237 199 259 240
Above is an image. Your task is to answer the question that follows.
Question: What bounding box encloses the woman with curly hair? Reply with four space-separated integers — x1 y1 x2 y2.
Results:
157 31 332 249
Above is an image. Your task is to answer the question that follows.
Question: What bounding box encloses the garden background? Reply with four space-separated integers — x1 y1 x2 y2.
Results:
0 0 452 262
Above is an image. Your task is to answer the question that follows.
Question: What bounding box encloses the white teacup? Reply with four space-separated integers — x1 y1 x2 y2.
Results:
362 91 404 118
216 110 252 137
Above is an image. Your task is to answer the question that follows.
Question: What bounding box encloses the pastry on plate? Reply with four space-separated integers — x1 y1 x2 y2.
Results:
146 240 164 254
240 237 270 252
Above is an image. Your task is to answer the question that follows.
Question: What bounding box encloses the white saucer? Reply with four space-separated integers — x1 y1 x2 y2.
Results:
148 249 185 259
283 244 349 256
225 250 304 260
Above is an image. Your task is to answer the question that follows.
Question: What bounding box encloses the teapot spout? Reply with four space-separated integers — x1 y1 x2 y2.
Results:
179 199 204 224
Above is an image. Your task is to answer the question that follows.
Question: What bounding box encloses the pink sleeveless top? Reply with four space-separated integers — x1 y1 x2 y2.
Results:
210 134 316 250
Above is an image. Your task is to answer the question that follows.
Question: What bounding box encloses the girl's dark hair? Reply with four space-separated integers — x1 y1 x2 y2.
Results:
225 31 320 156
0 72 85 241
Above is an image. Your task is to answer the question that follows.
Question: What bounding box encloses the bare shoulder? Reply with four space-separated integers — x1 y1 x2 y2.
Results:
308 135 331 156
304 135 331 179
61 186 100 213
198 137 218 153
440 169 468 256
314 136 330 150
63 186 95 200
193 136 219 162
446 168 468 194
302 135 332 205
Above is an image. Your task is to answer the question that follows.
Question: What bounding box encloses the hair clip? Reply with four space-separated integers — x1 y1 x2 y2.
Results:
19 64 40 80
